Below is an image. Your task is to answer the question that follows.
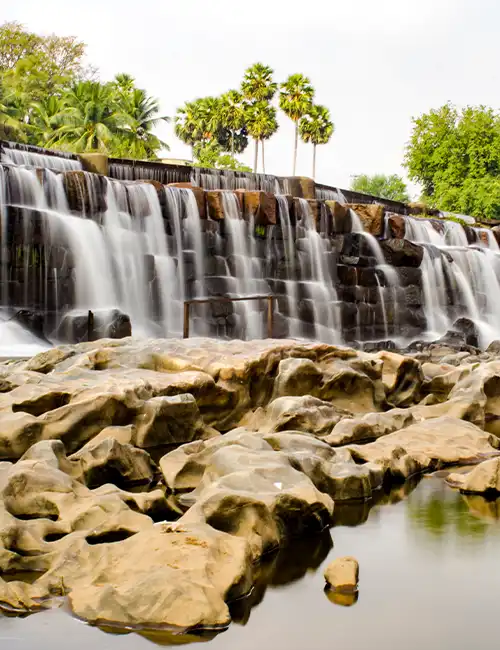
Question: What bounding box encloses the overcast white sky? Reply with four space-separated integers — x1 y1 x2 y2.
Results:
4 0 500 194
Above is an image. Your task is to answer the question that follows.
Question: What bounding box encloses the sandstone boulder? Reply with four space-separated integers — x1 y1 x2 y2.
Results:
386 214 406 239
324 408 415 446
348 416 500 480
69 437 155 488
376 350 423 407
446 457 500 494
134 394 205 448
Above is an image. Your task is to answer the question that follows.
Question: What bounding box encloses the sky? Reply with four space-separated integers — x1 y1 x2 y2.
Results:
4 0 500 195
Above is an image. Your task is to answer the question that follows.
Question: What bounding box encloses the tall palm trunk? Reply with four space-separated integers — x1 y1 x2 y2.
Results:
312 143 317 180
261 139 265 174
231 131 235 156
293 121 299 176
253 138 259 173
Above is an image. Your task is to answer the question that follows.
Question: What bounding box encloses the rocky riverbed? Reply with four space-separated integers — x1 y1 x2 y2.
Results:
1 336 500 637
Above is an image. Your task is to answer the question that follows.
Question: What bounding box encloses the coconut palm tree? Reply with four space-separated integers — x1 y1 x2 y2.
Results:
299 104 334 179
49 80 127 153
118 87 169 159
245 101 278 173
28 95 66 146
0 81 25 140
218 90 245 155
279 74 314 176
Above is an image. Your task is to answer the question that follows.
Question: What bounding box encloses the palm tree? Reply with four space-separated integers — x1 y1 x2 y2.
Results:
241 63 277 172
49 80 127 153
279 73 315 176
0 81 25 141
246 101 278 173
218 90 245 155
29 95 66 146
241 63 278 102
299 104 334 180
118 87 169 159
174 100 204 158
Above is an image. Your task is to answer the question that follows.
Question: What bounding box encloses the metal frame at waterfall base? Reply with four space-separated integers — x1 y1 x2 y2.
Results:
183 295 275 339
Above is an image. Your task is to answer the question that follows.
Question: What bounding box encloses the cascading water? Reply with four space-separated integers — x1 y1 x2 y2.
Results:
276 196 300 338
404 216 500 346
1 147 82 172
350 209 400 340
221 192 265 339
296 198 340 344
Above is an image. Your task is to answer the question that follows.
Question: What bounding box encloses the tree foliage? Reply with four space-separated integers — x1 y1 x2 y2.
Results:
0 22 168 159
299 104 334 179
405 103 500 219
279 74 314 175
193 140 251 172
350 174 410 202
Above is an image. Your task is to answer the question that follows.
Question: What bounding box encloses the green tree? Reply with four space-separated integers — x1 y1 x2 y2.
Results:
218 90 245 155
174 100 205 158
0 79 25 140
405 103 500 219
299 104 334 180
111 75 169 159
49 80 127 153
279 73 314 175
0 21 88 95
28 95 66 146
351 174 410 202
193 140 251 172
241 63 277 172
245 101 278 173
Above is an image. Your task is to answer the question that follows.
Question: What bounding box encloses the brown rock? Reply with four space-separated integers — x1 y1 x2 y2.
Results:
447 457 500 494
235 190 276 225
168 183 206 219
386 213 406 238
345 204 385 236
325 201 351 234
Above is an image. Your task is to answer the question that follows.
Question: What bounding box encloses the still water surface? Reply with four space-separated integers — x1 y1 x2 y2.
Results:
3 476 500 650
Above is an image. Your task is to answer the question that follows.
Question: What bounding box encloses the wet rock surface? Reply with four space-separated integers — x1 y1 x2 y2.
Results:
0 337 500 634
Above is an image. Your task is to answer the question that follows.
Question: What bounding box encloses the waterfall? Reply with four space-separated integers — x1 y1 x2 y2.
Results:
297 198 340 344
404 215 500 345
350 209 400 340
221 192 264 339
1 147 82 172
276 196 300 338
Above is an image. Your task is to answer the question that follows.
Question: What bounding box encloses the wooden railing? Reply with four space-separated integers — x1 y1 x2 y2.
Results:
183 295 275 339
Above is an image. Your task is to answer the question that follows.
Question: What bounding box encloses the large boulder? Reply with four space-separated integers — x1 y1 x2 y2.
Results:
134 394 207 448
446 457 500 494
245 395 350 436
375 350 423 407
380 239 424 268
325 201 351 234
57 308 131 343
324 408 415 446
348 416 500 480
69 437 155 488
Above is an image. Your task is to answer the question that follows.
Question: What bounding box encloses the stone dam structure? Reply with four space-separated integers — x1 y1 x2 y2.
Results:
2 139 500 350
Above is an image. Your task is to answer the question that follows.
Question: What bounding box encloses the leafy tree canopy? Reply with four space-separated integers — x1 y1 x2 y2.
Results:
193 140 251 172
405 103 500 219
351 173 410 202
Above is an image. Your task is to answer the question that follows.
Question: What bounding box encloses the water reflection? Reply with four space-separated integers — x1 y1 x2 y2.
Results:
407 478 500 543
